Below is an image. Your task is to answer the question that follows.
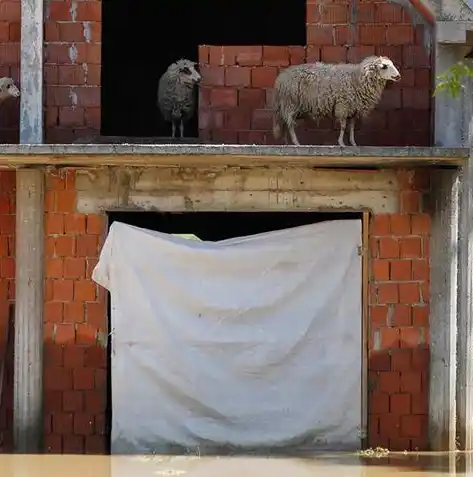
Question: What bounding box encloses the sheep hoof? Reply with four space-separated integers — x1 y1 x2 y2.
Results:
338 141 346 147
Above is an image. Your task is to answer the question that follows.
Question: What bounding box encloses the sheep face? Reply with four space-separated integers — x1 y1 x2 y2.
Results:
371 57 401 82
0 77 20 98
174 59 201 86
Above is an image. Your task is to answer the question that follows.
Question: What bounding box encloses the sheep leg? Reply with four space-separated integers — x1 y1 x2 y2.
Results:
179 120 184 138
338 118 347 147
348 117 357 147
171 122 176 139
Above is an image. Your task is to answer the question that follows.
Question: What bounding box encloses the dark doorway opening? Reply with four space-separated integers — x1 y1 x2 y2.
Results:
101 0 307 139
104 211 362 453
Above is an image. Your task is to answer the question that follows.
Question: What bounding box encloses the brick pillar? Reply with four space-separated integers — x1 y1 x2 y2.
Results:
44 0 101 143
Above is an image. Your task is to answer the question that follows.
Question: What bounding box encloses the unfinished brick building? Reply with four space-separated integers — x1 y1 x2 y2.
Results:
0 0 471 457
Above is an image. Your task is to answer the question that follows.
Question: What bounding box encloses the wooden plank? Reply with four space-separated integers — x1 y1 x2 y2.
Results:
14 170 44 453
361 211 370 449
0 154 465 168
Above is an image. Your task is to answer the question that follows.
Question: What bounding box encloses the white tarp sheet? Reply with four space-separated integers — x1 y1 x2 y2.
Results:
92 219 362 454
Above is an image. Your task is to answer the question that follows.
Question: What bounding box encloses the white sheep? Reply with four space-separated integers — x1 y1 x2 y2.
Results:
0 77 20 103
157 59 202 139
272 56 401 147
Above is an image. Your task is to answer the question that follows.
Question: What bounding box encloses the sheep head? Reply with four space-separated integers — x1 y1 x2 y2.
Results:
0 77 20 102
170 59 202 86
361 56 401 83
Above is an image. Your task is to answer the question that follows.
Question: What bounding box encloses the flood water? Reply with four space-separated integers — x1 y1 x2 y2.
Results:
1 452 473 477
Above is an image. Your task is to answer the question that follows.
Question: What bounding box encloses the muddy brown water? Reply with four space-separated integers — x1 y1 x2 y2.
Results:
1 452 473 477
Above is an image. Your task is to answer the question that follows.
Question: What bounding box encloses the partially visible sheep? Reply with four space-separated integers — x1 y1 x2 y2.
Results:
272 56 401 147
157 59 201 139
0 77 20 103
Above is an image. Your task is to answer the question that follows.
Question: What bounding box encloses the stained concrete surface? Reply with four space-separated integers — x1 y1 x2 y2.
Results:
1 452 473 477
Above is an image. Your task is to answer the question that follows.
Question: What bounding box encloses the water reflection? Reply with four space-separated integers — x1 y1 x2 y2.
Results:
1 451 473 477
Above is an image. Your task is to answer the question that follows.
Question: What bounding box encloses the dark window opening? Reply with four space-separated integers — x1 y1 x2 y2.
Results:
104 211 361 453
101 0 307 138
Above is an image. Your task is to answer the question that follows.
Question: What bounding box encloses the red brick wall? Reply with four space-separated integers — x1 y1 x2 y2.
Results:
43 170 107 453
198 1 432 146
0 0 20 143
0 171 16 451
368 170 430 450
44 0 101 143
18 168 430 454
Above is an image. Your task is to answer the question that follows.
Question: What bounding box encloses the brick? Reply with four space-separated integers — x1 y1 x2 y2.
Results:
380 327 400 349
54 323 75 344
390 260 411 281
76 235 99 257
76 2 101 21
370 350 391 370
391 349 412 371
85 435 106 454
85 346 106 368
59 64 86 85
49 1 72 20
59 107 85 127
84 389 105 413
45 343 64 367
415 69 431 88
400 237 422 258
400 326 422 347
56 190 76 213
55 236 76 256
400 371 422 393
45 302 64 323
379 413 400 438
378 283 399 304
412 306 429 326
251 67 278 88
73 412 95 436
370 392 389 413
307 25 334 46
44 434 62 453
73 368 95 391
46 214 64 235
85 302 105 327
64 301 85 323
411 213 431 234
306 46 321 62
210 88 237 108
391 304 411 326
74 280 96 301
64 346 85 368
263 46 289 67
306 4 321 24
58 22 85 42
399 283 420 304
390 393 411 414
76 323 98 345
52 280 74 302
46 258 64 278
374 3 403 22
371 305 388 327
412 260 429 281
63 435 84 454
63 390 84 412
0 257 14 278
420 282 430 304
85 258 98 280
199 45 210 64
334 25 358 46
412 348 429 371
236 46 263 66
45 368 73 391
225 66 250 87
289 46 306 65
373 259 389 280
320 4 349 23
0 2 20 21
360 26 386 45
403 45 431 69
201 66 224 87
411 392 428 414
225 109 251 130
386 25 414 45
400 415 423 437
52 412 74 435
378 371 401 393
378 237 399 258
390 214 411 235
238 88 266 109
321 46 347 63
64 257 86 279
402 88 430 110
347 45 376 63
372 215 390 235
251 109 272 130
75 87 100 107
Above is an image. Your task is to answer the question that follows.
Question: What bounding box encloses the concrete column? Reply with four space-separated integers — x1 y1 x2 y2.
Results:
429 169 460 451
14 0 45 452
456 118 473 450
